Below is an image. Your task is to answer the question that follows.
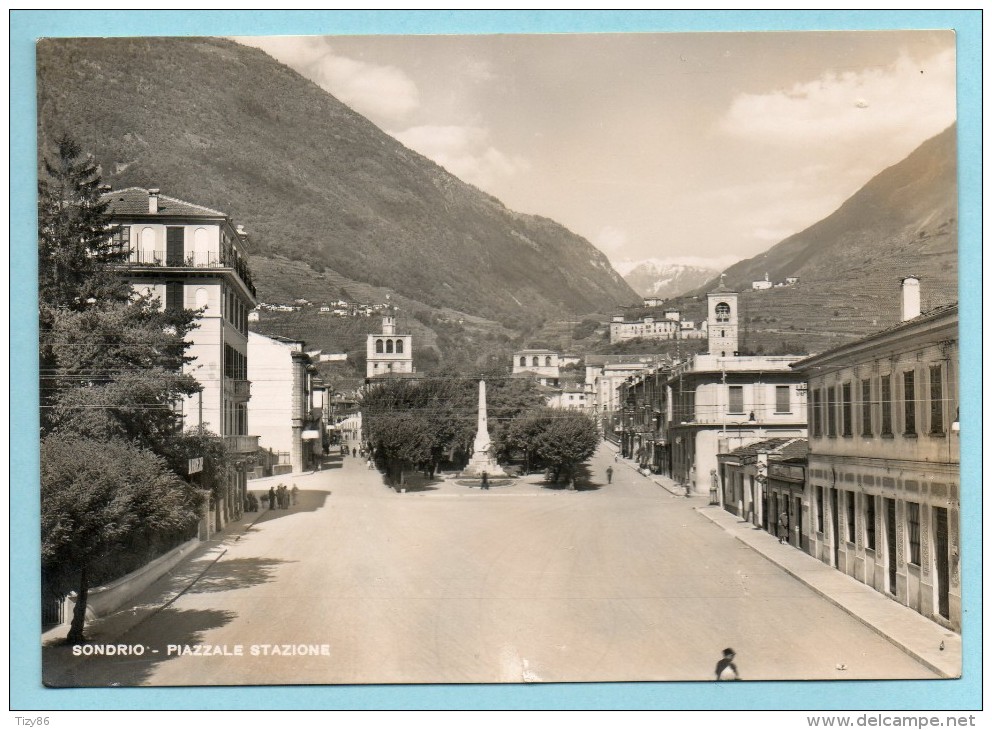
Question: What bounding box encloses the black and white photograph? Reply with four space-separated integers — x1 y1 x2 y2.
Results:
33 27 964 693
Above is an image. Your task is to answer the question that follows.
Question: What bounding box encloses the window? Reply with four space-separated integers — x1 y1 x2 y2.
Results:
810 388 822 438
880 375 892 435
907 501 921 566
728 385 744 414
165 281 184 312
846 491 855 542
929 365 944 434
827 386 837 437
816 487 824 533
841 382 853 436
396 339 404 354
775 385 791 414
545 356 552 367
904 370 917 436
375 339 384 354
520 356 526 367
386 340 394 354
166 226 185 266
865 494 876 550
715 302 731 322
111 225 130 252
861 378 872 436
140 227 156 262
532 357 539 367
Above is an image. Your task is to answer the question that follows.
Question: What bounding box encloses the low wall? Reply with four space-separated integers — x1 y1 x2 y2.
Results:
65 537 200 622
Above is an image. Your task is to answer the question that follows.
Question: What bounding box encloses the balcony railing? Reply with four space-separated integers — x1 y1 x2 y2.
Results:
224 379 251 399
223 434 259 454
118 248 257 298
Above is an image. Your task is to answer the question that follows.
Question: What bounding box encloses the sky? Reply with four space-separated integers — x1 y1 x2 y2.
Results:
235 31 956 273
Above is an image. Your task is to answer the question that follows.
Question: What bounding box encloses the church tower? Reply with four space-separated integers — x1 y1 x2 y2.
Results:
707 276 739 357
366 307 414 378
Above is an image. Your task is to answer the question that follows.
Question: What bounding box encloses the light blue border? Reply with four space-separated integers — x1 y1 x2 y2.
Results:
11 9 981 711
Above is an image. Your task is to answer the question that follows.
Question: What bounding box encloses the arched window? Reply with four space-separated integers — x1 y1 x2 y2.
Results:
386 340 394 354
532 356 539 367
375 339 384 354
193 227 210 266
141 227 156 262
520 356 527 366
545 356 552 367
715 302 731 323
396 339 404 354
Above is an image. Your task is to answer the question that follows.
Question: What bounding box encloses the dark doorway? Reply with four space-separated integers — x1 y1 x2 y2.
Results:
830 488 840 568
933 507 950 619
166 226 185 266
794 496 803 549
886 498 897 594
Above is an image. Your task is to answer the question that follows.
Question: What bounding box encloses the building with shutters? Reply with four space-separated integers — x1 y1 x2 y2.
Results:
791 279 960 630
103 186 258 531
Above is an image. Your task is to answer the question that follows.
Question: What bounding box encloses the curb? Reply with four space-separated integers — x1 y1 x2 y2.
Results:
694 506 959 679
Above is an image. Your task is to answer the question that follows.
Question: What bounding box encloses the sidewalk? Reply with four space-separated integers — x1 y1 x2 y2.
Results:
41 504 270 648
606 443 960 679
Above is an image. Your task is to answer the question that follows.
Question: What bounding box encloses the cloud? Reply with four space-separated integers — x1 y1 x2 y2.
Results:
390 125 531 190
593 226 630 256
719 49 955 152
233 36 419 124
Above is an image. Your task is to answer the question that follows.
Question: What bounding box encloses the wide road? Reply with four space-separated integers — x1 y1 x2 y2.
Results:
50 444 936 686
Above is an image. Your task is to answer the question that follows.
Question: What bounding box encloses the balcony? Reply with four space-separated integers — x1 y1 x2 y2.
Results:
224 379 251 400
223 434 259 454
118 248 257 298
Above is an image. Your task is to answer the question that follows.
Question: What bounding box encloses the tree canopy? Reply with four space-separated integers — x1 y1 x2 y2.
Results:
41 434 203 642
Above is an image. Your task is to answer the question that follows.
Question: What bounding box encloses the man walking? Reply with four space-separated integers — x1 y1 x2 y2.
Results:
481 471 490 490
606 465 614 484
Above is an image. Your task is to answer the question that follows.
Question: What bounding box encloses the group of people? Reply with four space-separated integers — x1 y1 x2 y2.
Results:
266 483 298 510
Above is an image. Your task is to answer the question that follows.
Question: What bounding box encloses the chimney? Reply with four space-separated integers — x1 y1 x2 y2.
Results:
148 188 160 214
901 276 921 321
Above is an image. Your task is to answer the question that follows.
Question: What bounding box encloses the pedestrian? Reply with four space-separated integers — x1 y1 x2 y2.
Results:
777 509 790 544
268 486 276 510
291 484 299 506
715 648 740 681
367 458 373 470
353 447 357 458
606 465 614 484
614 451 619 462
481 471 489 490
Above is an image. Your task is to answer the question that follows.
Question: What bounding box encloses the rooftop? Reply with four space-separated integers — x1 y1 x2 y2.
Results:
102 187 229 219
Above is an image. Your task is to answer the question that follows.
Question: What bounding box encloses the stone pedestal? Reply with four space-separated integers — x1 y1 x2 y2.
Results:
461 379 507 478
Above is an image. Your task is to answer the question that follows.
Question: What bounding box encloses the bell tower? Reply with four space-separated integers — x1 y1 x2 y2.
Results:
707 275 739 357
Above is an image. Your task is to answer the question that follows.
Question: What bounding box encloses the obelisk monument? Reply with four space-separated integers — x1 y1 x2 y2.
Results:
463 380 506 477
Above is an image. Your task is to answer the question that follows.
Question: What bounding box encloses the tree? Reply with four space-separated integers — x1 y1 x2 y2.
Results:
521 409 600 488
158 428 236 532
41 294 201 447
41 434 203 643
38 135 129 310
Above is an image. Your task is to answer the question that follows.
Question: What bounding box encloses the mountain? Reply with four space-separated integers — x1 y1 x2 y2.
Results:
681 125 958 353
36 37 640 337
620 260 725 300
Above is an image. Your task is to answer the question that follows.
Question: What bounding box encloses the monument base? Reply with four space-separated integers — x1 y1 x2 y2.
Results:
461 455 507 478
